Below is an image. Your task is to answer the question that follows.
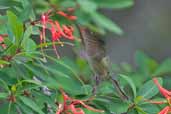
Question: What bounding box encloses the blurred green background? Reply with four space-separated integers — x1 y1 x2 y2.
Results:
105 0 171 64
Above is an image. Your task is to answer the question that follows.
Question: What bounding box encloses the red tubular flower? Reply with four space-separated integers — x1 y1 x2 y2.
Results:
50 22 61 59
159 106 170 114
152 78 171 114
153 78 171 99
56 89 104 114
40 10 53 46
41 13 48 45
52 21 74 41
62 25 74 40
57 11 77 20
50 22 62 41
54 21 63 37
66 104 85 114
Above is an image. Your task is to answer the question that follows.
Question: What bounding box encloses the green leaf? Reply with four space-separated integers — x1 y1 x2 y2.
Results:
0 60 10 65
21 25 32 44
40 65 70 78
108 101 128 114
0 78 10 91
0 101 9 114
91 12 123 35
140 103 160 114
137 78 162 99
19 96 45 114
22 62 48 78
7 10 23 45
23 38 37 52
134 96 143 104
0 0 22 9
84 109 101 114
19 0 36 21
60 0 76 8
98 81 115 95
93 0 134 9
153 59 171 76
32 91 56 109
45 56 86 89
17 102 34 114
135 106 147 114
78 0 97 13
0 6 9 9
3 44 18 55
0 92 8 99
135 51 158 77
119 74 136 98
86 23 106 34
46 73 83 95
18 79 44 87
19 5 32 22
120 62 133 73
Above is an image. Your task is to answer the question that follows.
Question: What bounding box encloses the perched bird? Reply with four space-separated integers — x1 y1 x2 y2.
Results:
78 26 128 100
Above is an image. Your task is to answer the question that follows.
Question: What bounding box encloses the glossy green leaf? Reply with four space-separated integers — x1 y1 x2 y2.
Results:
83 109 101 114
23 38 37 52
91 12 123 35
135 106 147 114
153 59 171 76
32 91 56 109
17 102 34 114
21 25 32 44
0 0 22 9
78 0 97 13
19 0 34 21
119 74 137 98
0 60 10 65
60 0 76 8
93 0 134 9
0 92 8 99
19 96 45 114
98 81 115 95
7 10 23 45
137 78 162 99
135 51 158 77
140 104 160 114
108 101 129 114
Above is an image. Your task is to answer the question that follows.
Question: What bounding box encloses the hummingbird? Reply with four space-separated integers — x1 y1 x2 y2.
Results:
77 25 128 100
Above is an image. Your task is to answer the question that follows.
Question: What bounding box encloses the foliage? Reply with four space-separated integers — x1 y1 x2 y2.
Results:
0 0 171 114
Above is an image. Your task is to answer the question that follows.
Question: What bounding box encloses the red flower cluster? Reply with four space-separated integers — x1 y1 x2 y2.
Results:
39 10 76 58
152 78 171 114
56 89 104 114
